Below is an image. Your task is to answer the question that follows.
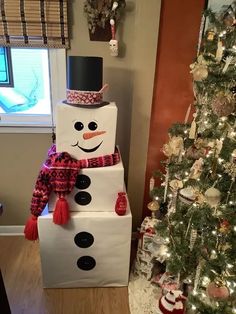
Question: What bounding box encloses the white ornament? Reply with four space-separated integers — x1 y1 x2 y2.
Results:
205 187 221 207
189 229 197 251
112 2 119 11
193 259 204 292
109 39 118 57
189 158 204 179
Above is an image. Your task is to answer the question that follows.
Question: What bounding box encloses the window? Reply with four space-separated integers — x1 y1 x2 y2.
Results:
0 48 13 87
0 48 66 131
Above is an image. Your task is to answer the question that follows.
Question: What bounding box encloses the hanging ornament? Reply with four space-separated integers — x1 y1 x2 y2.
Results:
190 55 208 82
224 161 236 178
222 55 233 73
158 290 185 314
179 187 196 205
195 191 205 205
193 259 204 292
189 229 197 251
212 92 235 117
216 40 224 62
206 28 216 41
189 158 204 179
162 136 184 158
163 168 169 203
169 179 183 191
185 145 206 160
219 220 230 234
147 200 160 218
109 18 118 57
207 281 230 300
191 64 208 82
204 187 221 207
149 176 155 192
189 113 197 139
223 10 236 27
184 104 192 124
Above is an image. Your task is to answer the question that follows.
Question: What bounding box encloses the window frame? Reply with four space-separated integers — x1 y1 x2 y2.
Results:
0 47 14 88
0 48 66 133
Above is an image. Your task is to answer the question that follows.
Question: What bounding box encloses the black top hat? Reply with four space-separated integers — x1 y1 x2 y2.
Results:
64 56 108 107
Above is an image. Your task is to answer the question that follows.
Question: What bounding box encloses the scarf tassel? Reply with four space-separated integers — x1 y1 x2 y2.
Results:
53 196 70 225
24 215 38 241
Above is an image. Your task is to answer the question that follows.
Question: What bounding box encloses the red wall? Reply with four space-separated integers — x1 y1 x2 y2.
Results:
143 0 205 217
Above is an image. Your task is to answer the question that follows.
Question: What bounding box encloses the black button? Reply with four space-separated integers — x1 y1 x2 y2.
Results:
74 191 92 205
77 256 96 271
74 232 94 248
75 175 91 190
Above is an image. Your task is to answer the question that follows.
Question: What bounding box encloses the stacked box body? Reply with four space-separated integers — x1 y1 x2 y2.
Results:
38 102 132 287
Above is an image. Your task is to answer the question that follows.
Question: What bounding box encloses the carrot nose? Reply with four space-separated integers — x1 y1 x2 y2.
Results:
83 131 106 140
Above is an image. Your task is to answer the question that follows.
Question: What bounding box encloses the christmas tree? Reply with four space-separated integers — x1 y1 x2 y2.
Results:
151 4 236 314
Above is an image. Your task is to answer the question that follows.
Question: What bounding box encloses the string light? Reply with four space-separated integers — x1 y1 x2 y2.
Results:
201 292 206 298
192 305 197 310
212 230 217 235
220 117 227 122
227 263 233 269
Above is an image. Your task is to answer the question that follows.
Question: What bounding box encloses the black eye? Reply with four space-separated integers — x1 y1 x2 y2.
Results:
88 121 98 131
74 121 84 131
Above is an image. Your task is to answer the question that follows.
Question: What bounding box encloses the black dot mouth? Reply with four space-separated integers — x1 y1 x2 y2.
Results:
71 141 103 153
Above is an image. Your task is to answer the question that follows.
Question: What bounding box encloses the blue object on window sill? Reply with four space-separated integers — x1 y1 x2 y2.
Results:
0 87 37 113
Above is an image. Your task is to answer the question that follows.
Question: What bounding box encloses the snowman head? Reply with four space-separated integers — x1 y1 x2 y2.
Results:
109 39 118 57
56 102 117 159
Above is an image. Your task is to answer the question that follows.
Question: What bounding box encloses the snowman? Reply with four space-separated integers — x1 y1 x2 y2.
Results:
24 56 132 288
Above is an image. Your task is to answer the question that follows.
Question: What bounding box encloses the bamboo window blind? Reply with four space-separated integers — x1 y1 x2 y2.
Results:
0 0 69 48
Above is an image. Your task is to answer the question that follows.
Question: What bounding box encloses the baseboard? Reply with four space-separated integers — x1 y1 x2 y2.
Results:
0 225 24 236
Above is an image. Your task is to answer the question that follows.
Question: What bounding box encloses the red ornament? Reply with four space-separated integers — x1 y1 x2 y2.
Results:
207 282 230 300
219 220 230 234
115 192 127 216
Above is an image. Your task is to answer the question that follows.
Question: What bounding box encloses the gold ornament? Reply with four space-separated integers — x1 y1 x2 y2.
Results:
147 201 160 218
189 158 204 179
192 64 208 82
219 220 230 234
204 187 221 207
212 92 235 117
169 179 183 191
190 55 208 82
162 135 184 157
207 29 215 41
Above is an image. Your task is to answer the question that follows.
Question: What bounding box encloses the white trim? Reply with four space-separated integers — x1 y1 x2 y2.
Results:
0 225 24 235
0 126 56 133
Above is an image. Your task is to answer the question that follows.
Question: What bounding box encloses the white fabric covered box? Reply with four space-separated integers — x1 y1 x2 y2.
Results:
48 159 124 212
56 102 117 159
38 205 132 288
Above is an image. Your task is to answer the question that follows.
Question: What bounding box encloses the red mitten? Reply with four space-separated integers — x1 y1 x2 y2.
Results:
115 192 127 216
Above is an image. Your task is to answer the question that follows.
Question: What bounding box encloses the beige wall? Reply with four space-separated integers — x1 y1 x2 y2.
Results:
0 0 161 229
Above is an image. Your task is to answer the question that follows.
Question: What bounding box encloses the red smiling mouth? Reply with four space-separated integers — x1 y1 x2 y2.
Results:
71 141 103 153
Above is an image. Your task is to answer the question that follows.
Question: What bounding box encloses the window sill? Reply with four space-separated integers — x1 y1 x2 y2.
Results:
0 125 54 133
